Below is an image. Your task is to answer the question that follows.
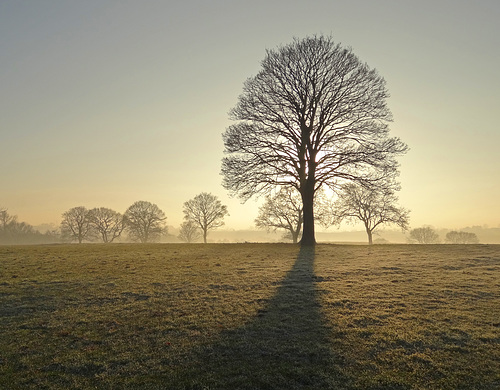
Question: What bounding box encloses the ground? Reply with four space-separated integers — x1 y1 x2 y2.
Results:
1 243 499 389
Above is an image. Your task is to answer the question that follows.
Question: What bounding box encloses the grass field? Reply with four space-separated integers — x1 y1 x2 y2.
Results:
1 243 499 389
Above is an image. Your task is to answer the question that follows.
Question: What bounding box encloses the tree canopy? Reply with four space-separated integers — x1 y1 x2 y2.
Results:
88 207 125 243
123 201 167 243
60 206 94 243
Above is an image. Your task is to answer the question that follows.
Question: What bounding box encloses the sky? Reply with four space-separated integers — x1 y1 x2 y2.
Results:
1 0 499 232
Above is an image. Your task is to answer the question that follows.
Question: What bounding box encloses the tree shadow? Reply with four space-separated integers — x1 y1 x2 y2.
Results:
177 246 347 389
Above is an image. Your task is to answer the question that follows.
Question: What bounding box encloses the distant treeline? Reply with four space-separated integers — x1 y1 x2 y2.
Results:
0 208 59 245
2 207 499 245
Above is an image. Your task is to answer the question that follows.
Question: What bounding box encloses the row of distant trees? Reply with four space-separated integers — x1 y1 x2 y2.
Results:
0 193 228 245
58 193 229 244
1 189 480 245
408 226 479 244
60 202 165 243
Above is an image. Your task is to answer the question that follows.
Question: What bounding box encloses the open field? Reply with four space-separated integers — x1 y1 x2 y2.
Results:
1 243 499 389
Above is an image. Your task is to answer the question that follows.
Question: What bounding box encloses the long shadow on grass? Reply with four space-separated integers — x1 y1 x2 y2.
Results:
178 246 347 389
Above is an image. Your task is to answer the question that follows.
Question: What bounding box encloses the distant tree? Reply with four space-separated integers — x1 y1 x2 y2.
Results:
255 188 303 244
445 231 479 244
255 187 329 244
88 207 125 243
0 207 16 230
221 35 408 246
123 201 167 243
409 226 439 244
178 220 202 243
331 183 409 245
183 193 228 244
0 207 17 232
60 206 94 243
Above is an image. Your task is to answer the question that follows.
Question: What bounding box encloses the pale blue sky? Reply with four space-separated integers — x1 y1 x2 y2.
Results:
1 0 499 231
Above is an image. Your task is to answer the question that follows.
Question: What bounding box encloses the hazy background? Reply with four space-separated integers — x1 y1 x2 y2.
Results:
1 0 499 234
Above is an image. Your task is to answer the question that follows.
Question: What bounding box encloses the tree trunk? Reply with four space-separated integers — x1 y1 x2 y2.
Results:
203 228 208 244
366 227 373 245
300 182 316 246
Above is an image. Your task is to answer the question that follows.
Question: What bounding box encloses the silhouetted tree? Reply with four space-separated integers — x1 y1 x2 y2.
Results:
331 182 409 245
123 201 167 243
222 35 408 246
88 207 125 243
255 187 329 244
0 207 16 230
60 206 94 243
409 226 439 244
178 220 202 243
255 188 303 244
445 231 479 244
183 193 228 244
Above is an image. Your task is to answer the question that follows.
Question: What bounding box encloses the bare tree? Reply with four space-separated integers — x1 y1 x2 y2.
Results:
409 226 440 244
0 207 18 231
255 187 329 244
445 231 479 244
88 207 125 243
255 187 303 244
183 193 228 244
123 201 167 243
60 206 94 243
178 220 202 243
222 35 408 246
331 182 409 245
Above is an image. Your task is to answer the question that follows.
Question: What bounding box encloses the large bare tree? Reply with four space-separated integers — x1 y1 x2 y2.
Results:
331 182 409 245
88 207 125 243
60 206 94 243
183 192 228 243
124 201 167 243
222 36 408 245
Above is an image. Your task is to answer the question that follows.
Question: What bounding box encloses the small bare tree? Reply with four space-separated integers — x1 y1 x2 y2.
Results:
183 193 228 244
255 187 330 244
124 201 167 243
178 220 202 243
255 188 303 243
409 226 439 244
445 231 479 244
0 207 16 230
60 206 94 243
88 207 125 243
331 183 409 245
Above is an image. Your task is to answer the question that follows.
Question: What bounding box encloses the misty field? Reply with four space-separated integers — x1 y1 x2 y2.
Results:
1 244 499 389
